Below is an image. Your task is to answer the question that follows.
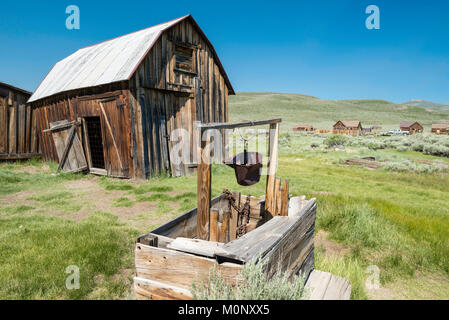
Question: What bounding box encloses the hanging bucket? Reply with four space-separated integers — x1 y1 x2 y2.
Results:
225 151 263 186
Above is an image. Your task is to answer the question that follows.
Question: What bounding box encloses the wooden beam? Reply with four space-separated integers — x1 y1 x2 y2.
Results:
280 179 289 217
229 206 238 241
219 211 230 243
0 153 41 160
265 122 280 218
197 133 211 240
199 118 281 131
134 277 193 300
274 177 281 215
210 209 219 242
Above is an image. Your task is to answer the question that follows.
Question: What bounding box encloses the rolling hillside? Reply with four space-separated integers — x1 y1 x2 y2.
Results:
402 99 449 113
229 92 449 131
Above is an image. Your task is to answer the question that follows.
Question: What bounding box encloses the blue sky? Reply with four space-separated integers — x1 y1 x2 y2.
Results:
1 0 448 103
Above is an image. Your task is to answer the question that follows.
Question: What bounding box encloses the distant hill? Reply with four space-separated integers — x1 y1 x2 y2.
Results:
402 99 449 112
229 92 449 131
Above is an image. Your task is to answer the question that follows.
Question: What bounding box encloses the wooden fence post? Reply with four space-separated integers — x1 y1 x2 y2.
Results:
197 129 211 240
265 123 279 218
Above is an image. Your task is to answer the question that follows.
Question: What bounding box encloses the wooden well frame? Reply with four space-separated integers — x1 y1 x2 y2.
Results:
133 118 319 300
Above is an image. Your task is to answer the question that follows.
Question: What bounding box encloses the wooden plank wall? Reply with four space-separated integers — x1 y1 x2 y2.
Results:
0 87 38 157
32 83 134 178
129 18 231 178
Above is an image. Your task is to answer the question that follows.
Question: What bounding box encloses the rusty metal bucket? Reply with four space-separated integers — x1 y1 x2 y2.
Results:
225 151 263 186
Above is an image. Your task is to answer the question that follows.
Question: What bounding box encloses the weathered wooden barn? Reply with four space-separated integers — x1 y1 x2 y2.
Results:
0 82 39 160
332 120 363 136
400 121 423 134
28 15 234 179
431 123 449 134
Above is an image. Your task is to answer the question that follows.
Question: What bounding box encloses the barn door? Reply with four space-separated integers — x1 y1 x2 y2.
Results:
48 120 88 173
97 98 129 178
77 94 130 178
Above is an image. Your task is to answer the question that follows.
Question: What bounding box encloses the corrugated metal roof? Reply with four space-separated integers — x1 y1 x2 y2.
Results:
30 15 223 103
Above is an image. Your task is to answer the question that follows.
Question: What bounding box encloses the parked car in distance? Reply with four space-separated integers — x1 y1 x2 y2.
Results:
388 129 410 135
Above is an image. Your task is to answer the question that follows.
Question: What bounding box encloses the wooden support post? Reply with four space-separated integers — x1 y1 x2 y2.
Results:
229 207 238 241
280 179 289 217
265 123 279 219
197 130 211 240
210 209 219 242
274 177 281 215
219 211 230 243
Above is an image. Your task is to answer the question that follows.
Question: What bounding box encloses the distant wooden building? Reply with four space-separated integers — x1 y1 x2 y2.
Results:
431 123 449 134
293 124 314 132
0 82 39 160
28 15 234 179
400 122 423 134
332 120 363 136
362 127 372 135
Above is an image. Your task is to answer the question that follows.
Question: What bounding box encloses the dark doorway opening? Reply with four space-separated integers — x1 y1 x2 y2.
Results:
85 117 105 169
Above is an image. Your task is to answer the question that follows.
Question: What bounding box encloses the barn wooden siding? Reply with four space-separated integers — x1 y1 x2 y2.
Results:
0 83 39 159
33 83 135 178
129 18 230 178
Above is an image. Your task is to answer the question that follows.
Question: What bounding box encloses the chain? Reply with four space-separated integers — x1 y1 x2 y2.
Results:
223 189 251 238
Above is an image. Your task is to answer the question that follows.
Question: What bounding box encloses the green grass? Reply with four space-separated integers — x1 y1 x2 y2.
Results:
0 211 138 299
1 125 449 299
113 197 135 208
0 159 82 197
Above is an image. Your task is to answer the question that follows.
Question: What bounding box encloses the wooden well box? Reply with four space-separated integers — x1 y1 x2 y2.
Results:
133 193 317 300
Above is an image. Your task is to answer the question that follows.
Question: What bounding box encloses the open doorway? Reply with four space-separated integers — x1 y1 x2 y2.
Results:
83 116 106 171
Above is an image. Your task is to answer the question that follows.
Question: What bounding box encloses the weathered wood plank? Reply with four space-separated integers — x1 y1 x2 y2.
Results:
265 123 280 218
305 270 352 300
0 97 7 153
135 243 242 290
274 177 281 215
217 199 317 263
209 209 219 242
200 119 282 130
197 133 211 240
167 237 224 258
134 277 193 300
8 104 17 154
280 179 289 217
219 211 230 243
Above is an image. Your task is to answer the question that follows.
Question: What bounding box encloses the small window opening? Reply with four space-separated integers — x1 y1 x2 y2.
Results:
175 44 194 72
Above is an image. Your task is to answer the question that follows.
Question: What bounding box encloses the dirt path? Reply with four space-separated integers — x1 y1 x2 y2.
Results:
1 176 179 234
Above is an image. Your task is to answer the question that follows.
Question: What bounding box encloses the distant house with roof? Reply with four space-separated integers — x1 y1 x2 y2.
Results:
431 123 449 134
293 124 314 132
400 122 423 134
332 120 363 136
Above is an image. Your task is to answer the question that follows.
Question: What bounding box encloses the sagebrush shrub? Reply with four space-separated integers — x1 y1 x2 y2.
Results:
191 258 309 300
